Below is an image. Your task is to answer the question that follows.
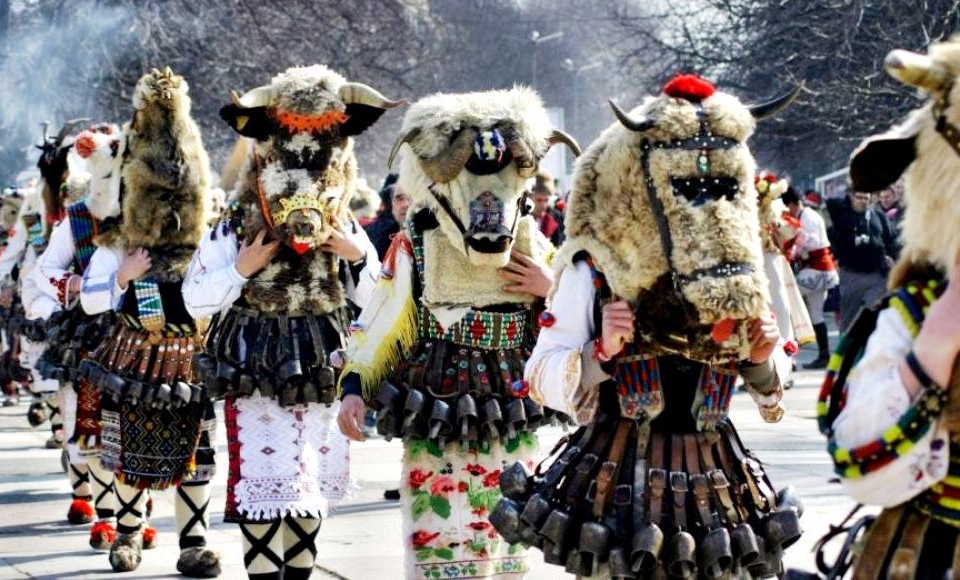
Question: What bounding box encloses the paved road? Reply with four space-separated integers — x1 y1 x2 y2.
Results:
0 340 861 579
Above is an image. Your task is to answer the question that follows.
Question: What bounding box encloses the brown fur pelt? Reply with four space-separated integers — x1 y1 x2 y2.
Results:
558 88 770 362
120 68 211 281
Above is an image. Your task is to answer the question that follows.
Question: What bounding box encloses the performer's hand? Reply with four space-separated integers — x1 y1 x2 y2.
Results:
117 248 151 289
236 230 280 278
337 394 367 442
68 275 82 294
601 301 635 358
747 314 780 364
909 259 960 393
499 250 553 297
321 218 364 263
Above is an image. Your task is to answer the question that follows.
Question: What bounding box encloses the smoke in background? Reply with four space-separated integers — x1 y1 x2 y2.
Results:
0 1 133 185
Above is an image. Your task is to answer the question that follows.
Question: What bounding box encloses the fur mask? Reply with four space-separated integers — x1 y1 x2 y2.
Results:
0 187 24 233
35 118 89 236
220 64 404 255
121 67 211 280
74 123 125 221
389 87 580 267
849 35 960 283
559 75 799 363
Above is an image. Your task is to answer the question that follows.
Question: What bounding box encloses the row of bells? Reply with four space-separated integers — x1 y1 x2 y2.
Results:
490 462 804 579
374 381 568 446
192 353 338 406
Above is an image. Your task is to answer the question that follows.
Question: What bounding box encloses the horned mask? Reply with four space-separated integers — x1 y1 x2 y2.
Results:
220 65 404 254
389 87 580 267
849 35 960 278
559 75 799 362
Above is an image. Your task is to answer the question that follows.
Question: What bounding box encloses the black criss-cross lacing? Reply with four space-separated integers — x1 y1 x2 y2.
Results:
240 521 284 570
69 464 91 500
89 470 114 515
115 489 146 535
283 516 320 564
176 483 210 548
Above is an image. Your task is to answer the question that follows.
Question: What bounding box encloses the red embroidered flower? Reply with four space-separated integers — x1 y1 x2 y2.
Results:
471 316 487 341
483 470 502 488
472 506 488 517
409 468 433 490
458 481 469 493
430 476 456 497
412 530 441 547
468 521 492 531
464 464 487 476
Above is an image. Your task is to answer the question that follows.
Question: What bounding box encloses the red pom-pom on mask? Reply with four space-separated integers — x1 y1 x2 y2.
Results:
663 74 716 102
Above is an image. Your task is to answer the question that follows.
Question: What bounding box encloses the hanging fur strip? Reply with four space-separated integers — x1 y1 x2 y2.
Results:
339 233 419 400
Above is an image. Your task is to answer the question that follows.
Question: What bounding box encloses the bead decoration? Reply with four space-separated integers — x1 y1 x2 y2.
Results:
538 311 556 328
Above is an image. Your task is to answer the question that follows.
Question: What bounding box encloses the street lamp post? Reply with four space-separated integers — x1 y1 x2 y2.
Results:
562 58 602 141
530 30 563 89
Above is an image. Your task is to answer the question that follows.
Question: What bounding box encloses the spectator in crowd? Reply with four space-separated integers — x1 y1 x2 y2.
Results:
363 173 412 260
782 187 839 369
530 169 564 246
876 181 904 258
827 188 898 332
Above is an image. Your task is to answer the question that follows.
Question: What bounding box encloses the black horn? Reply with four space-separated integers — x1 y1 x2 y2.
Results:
609 100 655 132
747 84 803 121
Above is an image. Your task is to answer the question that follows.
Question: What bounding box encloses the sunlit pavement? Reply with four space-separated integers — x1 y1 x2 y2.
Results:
0 328 859 579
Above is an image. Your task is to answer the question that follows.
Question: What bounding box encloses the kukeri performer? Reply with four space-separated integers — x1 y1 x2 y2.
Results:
78 68 220 577
336 87 580 579
29 123 128 550
491 75 804 579
0 186 27 408
817 37 960 578
185 65 396 580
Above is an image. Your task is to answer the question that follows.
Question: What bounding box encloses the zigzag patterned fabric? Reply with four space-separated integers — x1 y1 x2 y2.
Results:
66 201 96 271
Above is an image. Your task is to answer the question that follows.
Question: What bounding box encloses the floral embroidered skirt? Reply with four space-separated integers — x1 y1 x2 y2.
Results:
223 395 352 524
402 435 537 579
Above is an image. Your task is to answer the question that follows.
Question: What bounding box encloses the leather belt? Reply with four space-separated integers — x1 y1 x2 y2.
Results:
633 422 652 530
700 435 736 524
720 421 776 514
714 430 750 523
648 432 667 525
854 504 907 580
593 419 633 518
888 510 930 580
566 424 615 507
670 434 689 531
685 434 713 527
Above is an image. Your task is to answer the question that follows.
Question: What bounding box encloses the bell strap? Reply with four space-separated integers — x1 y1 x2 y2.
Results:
133 277 165 335
670 433 689 531
592 418 633 518
719 421 777 514
632 422 652 531
887 510 930 580
648 432 667 526
684 433 714 528
699 435 737 524
852 505 907 580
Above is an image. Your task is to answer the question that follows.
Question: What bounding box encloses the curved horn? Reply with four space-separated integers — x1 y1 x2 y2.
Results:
38 121 50 146
387 128 421 170
496 124 537 178
419 128 477 184
547 129 582 157
747 84 803 121
232 85 278 109
338 82 406 109
609 100 655 132
885 49 949 92
55 117 92 145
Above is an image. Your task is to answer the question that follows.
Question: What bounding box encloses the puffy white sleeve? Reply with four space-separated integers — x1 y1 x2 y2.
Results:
80 246 125 315
343 220 379 310
831 307 949 506
22 270 58 320
182 226 248 319
525 261 609 425
33 220 80 308
0 219 27 286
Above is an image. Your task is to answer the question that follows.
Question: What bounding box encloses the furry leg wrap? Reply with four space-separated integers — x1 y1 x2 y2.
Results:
114 481 148 536
88 460 117 520
283 516 320 571
240 521 284 576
